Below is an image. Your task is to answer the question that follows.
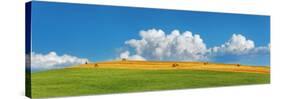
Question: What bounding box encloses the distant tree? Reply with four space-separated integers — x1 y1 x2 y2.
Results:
122 58 127 61
85 61 88 64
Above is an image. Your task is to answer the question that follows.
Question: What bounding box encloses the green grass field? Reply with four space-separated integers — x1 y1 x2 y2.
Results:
31 68 270 98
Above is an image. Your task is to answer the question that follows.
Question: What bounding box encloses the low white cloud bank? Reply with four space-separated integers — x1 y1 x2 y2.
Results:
211 34 270 56
119 51 146 60
119 29 270 62
30 51 88 71
211 34 255 55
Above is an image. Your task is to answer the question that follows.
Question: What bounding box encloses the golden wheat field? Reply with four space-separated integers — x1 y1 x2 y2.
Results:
70 60 270 74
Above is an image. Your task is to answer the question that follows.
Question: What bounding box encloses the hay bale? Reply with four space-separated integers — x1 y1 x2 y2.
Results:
236 64 240 67
172 63 179 67
94 64 98 67
203 62 208 65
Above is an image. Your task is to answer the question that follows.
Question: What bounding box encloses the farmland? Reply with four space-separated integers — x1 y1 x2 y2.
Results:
31 60 270 98
71 60 270 74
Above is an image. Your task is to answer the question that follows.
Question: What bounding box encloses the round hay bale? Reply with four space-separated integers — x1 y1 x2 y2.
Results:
203 62 208 65
236 64 240 67
94 64 98 67
172 63 179 67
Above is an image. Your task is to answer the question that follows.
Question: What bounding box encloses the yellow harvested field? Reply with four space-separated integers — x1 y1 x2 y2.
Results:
70 60 270 74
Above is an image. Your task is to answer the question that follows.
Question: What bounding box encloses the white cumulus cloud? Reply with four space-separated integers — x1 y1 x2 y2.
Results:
211 34 270 56
211 34 255 55
120 29 209 61
119 51 146 60
119 29 270 62
31 51 89 71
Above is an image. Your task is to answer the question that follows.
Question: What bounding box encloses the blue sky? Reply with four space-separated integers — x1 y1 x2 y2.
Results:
30 1 270 68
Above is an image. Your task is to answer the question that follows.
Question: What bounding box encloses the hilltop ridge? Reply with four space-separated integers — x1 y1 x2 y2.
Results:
70 60 269 74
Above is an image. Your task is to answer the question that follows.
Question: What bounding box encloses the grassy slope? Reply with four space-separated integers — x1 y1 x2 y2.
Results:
31 68 270 98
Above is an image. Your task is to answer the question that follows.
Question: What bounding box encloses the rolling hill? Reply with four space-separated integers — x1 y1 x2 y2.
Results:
31 60 270 98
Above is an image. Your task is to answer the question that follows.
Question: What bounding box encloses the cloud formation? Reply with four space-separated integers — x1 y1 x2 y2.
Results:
211 34 270 56
211 34 255 55
31 51 88 71
119 29 270 62
119 51 146 60
121 29 209 61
